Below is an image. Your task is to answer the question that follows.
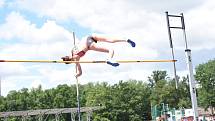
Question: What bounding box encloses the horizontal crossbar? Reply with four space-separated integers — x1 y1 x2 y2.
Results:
0 59 177 63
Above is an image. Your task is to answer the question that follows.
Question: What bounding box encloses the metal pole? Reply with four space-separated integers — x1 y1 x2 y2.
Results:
55 114 60 121
73 32 81 121
165 12 173 49
75 77 81 121
165 12 199 120
165 11 178 89
180 13 188 49
185 49 198 121
87 111 92 121
4 117 8 121
73 32 76 46
71 113 75 121
181 14 199 121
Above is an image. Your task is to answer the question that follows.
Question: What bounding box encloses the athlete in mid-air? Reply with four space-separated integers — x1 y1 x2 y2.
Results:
62 33 136 77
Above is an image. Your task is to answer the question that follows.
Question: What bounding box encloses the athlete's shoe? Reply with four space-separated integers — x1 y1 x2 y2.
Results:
107 59 119 67
127 39 136 47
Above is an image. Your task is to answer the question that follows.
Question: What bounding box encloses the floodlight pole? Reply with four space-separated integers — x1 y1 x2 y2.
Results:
165 12 198 121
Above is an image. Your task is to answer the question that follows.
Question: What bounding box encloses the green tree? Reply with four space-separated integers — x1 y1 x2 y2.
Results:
149 70 191 113
149 70 170 105
177 76 191 108
84 80 151 121
148 70 167 88
0 96 5 111
195 59 215 114
5 90 19 111
53 84 77 108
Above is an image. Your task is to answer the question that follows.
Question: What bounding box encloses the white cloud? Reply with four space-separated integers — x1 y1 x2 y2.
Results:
30 79 43 88
9 0 211 49
0 12 75 59
1 78 17 96
0 12 73 44
0 63 28 76
185 0 215 50
0 0 4 8
7 0 194 52
38 66 73 83
1 75 44 96
0 12 34 40
0 12 76 95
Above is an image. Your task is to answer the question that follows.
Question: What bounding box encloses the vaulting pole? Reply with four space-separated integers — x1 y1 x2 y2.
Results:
75 76 81 121
72 32 81 121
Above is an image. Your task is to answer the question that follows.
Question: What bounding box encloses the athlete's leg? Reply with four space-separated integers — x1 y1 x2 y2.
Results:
91 33 136 47
89 44 114 58
92 33 127 43
75 57 82 77
89 44 119 67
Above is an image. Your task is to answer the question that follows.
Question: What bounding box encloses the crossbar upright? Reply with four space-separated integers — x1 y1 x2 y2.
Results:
165 11 198 121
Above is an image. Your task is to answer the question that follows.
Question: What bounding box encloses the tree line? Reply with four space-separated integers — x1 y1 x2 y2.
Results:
0 59 214 121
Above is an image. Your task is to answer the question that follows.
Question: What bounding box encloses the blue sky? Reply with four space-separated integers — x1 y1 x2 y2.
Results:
1 0 215 96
